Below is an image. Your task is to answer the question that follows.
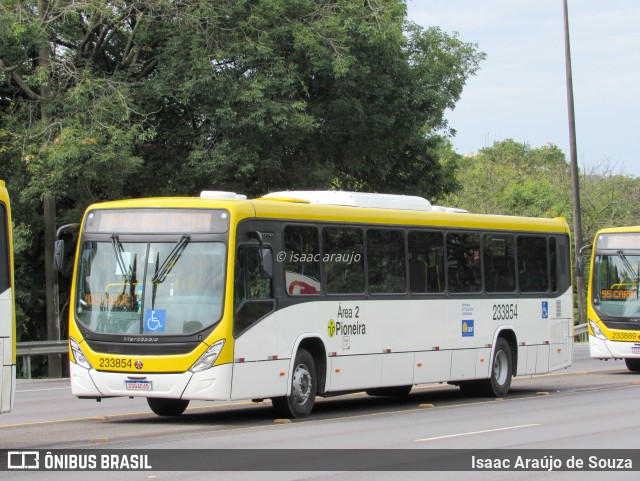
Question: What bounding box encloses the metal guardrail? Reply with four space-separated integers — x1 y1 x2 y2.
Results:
574 323 587 337
15 325 591 379
16 340 67 380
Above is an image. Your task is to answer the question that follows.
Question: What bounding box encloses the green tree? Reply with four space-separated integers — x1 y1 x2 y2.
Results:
1 1 156 365
1 0 484 354
579 160 640 245
439 139 572 218
133 2 482 198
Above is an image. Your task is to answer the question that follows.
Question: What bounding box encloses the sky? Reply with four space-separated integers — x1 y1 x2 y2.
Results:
406 0 640 177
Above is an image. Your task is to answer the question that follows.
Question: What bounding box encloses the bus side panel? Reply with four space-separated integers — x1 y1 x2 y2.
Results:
549 295 572 370
230 361 289 400
231 310 288 400
535 344 550 374
0 288 15 414
329 355 382 392
380 352 414 387
1 364 16 414
449 349 477 382
473 347 492 379
549 318 571 370
413 350 452 383
1 339 7 413
517 345 538 375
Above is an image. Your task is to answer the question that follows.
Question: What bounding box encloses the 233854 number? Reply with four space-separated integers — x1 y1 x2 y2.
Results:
493 304 518 321
99 358 132 369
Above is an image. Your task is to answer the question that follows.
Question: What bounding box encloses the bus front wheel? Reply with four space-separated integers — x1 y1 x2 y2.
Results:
147 397 190 416
272 348 316 418
625 358 640 372
479 338 513 397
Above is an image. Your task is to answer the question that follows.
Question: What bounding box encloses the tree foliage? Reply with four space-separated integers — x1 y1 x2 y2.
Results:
1 0 483 342
438 139 573 219
439 139 640 239
134 1 481 197
580 160 640 245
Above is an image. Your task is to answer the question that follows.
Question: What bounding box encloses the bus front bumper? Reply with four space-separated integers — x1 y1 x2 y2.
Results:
69 362 232 400
589 336 640 359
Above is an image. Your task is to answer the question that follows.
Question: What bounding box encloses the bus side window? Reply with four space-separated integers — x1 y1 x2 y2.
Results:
408 231 445 294
234 246 274 336
549 237 558 292
367 229 406 294
322 227 365 294
517 236 548 292
447 232 481 293
483 234 516 293
284 225 321 295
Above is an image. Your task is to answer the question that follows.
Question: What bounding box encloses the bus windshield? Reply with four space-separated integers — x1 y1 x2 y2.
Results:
75 240 226 335
593 253 640 318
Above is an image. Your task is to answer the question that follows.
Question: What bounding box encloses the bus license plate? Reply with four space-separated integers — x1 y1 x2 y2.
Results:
632 347 640 354
125 380 152 391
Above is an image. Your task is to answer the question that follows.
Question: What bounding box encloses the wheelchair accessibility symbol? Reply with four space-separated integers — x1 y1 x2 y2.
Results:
542 301 549 319
144 309 166 333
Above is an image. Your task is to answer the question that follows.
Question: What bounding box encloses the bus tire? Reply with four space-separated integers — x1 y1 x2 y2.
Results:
625 358 640 372
365 385 412 397
272 349 316 418
479 337 513 397
147 397 190 416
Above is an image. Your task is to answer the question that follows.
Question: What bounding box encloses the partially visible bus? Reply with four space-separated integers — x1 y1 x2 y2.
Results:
61 191 572 418
0 180 16 413
581 226 640 371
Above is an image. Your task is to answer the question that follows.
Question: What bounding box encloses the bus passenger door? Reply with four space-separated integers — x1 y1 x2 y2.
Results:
231 244 287 400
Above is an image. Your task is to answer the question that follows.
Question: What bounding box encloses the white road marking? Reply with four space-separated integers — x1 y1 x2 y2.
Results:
415 423 540 442
17 386 71 393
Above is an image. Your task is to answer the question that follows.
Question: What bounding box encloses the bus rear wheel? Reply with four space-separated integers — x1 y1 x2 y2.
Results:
272 349 316 418
147 397 190 416
478 338 513 397
625 358 640 372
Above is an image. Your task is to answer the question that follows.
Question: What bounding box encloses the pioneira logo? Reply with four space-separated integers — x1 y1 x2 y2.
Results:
327 319 366 337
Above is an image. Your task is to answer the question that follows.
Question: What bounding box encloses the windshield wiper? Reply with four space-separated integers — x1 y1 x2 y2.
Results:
151 235 191 284
150 235 190 310
111 235 132 283
617 251 639 282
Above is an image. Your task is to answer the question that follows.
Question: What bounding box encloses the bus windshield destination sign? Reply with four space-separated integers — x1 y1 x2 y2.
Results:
600 289 639 301
597 234 640 251
84 209 230 234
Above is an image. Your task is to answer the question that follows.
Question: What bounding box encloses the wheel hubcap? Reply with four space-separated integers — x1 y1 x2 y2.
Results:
292 363 312 405
494 350 508 385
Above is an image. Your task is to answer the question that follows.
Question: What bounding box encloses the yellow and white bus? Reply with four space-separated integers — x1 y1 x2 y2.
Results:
0 180 16 414
62 191 573 417
581 226 640 371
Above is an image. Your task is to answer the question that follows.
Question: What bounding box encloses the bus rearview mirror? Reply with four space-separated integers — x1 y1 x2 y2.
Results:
576 256 584 277
53 239 65 271
260 248 273 279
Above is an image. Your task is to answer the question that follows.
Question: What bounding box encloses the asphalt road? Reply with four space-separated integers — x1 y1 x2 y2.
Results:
1 344 638 481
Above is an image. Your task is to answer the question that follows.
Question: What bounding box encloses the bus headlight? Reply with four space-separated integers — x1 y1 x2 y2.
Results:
589 319 607 341
190 339 225 373
70 337 93 369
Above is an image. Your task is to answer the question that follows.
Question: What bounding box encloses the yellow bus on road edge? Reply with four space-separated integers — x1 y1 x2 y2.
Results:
580 226 640 371
0 180 16 413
